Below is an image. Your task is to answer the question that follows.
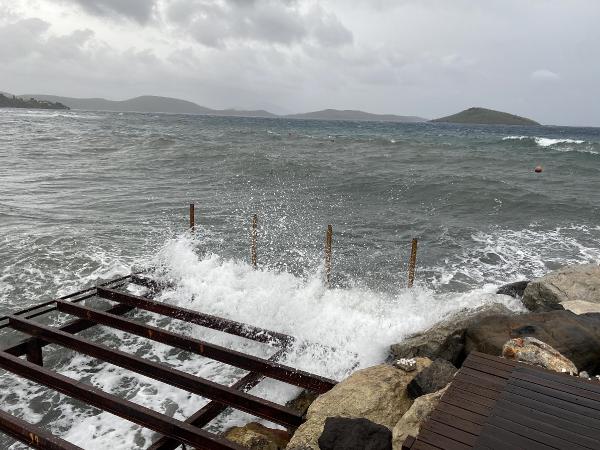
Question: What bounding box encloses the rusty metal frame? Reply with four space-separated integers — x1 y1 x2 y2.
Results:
0 274 336 450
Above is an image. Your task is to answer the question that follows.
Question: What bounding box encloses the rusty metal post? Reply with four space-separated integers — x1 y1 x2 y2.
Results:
26 338 43 366
251 214 258 269
407 238 418 288
189 203 195 231
325 225 333 287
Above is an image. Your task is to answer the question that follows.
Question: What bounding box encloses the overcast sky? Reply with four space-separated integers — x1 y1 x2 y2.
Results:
1 0 599 125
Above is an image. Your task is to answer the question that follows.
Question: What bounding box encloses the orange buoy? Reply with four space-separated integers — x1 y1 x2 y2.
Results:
534 166 543 173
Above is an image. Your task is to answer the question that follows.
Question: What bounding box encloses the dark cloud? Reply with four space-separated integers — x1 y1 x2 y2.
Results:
164 0 352 48
62 0 157 24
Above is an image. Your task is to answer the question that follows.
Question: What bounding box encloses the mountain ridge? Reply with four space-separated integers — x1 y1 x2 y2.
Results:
14 93 425 122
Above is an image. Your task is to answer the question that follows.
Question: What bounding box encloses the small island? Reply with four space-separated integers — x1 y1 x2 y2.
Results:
0 93 69 110
432 107 539 126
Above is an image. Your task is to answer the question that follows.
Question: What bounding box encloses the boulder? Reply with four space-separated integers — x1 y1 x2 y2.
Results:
318 417 392 450
496 280 529 298
522 264 600 312
390 303 515 367
392 385 449 449
286 359 431 450
502 337 578 374
407 359 456 398
224 422 291 450
562 300 600 315
465 310 600 373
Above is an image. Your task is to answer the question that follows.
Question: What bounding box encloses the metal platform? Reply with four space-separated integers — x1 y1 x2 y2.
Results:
0 274 336 450
403 351 600 450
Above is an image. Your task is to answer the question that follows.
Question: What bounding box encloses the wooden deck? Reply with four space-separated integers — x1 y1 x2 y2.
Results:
403 351 600 450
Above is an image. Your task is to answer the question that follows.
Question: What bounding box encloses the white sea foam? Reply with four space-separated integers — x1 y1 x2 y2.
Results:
502 135 597 154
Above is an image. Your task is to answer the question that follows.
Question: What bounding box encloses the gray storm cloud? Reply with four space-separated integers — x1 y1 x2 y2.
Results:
1 0 599 126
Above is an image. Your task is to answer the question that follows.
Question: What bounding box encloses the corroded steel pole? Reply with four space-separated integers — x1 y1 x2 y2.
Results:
408 238 418 288
189 203 195 231
325 224 333 287
251 214 258 268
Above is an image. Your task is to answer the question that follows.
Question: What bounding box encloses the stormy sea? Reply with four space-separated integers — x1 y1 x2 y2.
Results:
1 109 599 448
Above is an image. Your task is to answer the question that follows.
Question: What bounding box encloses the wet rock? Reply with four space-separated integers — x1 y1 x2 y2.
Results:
224 422 291 450
286 390 318 416
496 280 529 298
318 417 392 450
392 385 449 448
407 359 456 398
465 310 600 373
286 359 432 450
522 264 600 312
390 303 515 367
502 337 578 374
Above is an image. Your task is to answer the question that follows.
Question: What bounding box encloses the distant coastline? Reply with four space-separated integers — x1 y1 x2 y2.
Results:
2 91 543 126
0 93 69 110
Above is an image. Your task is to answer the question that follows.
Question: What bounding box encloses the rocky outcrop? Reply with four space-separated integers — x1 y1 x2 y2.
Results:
286 359 431 450
286 390 318 416
390 303 515 367
502 337 578 374
318 417 392 450
465 310 600 373
407 359 456 398
522 264 600 311
392 386 449 449
562 300 600 315
224 422 291 450
496 280 529 298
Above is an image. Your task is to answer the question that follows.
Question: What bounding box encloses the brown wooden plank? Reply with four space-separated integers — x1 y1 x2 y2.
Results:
505 382 600 421
509 377 600 413
473 423 552 450
512 367 600 401
422 418 478 446
440 395 491 417
402 435 416 449
459 367 508 385
430 410 483 436
486 413 585 450
499 391 600 432
453 372 505 392
462 359 512 379
450 379 502 401
417 428 471 450
467 353 517 372
444 387 496 409
491 403 599 449
469 352 517 367
413 440 442 450
435 402 488 426
518 365 600 394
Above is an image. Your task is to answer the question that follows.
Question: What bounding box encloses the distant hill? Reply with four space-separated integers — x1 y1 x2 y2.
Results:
0 93 68 110
286 109 426 123
20 94 276 118
10 92 424 122
432 107 540 126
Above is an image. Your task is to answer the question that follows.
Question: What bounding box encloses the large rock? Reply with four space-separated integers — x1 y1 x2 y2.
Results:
390 303 515 367
224 422 291 450
496 280 529 298
286 359 431 450
465 310 600 373
392 385 449 449
318 417 392 450
522 264 600 312
407 359 456 398
502 337 578 374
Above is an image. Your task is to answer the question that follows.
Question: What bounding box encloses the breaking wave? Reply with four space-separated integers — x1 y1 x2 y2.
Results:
502 135 598 154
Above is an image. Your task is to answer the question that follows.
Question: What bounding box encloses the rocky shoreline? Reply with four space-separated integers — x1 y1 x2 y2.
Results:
224 263 600 450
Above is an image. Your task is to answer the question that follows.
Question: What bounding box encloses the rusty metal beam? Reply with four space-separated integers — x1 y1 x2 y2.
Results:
96 286 294 346
55 300 335 394
0 409 83 450
0 351 242 450
148 349 286 450
8 316 304 429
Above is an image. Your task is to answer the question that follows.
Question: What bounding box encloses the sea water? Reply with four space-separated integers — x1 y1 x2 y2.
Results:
0 109 599 448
